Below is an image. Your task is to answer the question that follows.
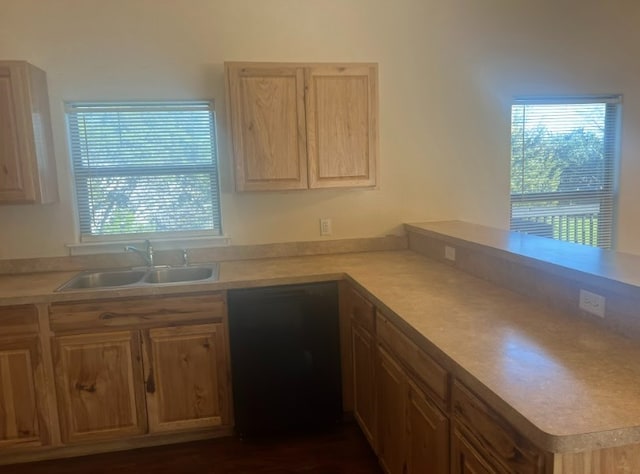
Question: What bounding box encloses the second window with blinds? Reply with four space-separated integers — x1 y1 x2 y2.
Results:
66 101 222 240
510 96 621 249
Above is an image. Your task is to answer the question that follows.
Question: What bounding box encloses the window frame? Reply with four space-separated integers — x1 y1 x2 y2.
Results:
509 95 621 249
65 100 223 242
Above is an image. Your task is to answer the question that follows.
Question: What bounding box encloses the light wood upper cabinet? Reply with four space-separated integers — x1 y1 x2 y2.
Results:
143 323 230 433
226 65 308 191
226 62 378 191
53 331 147 443
0 61 58 204
305 65 377 188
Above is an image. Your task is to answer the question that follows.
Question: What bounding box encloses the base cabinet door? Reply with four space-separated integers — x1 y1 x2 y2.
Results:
452 429 500 474
53 331 146 443
0 335 48 448
405 381 449 474
352 322 376 446
143 323 230 433
377 346 407 474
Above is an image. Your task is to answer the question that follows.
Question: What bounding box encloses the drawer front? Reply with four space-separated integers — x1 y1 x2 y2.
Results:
346 287 375 332
50 293 225 333
376 311 448 404
452 381 544 474
0 304 39 335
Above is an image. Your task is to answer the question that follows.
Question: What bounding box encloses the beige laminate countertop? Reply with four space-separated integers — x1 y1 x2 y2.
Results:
1 250 640 453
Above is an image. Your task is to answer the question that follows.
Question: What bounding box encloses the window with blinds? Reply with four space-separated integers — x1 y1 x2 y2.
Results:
66 101 221 239
510 96 620 249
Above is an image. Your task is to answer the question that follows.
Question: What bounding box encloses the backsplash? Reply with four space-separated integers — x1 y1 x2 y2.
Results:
0 235 408 275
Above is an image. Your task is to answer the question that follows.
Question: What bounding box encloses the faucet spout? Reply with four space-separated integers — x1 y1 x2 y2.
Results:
125 240 154 267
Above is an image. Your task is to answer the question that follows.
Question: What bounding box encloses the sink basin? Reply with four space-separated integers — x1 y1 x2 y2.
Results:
56 264 220 291
57 269 147 291
143 265 218 284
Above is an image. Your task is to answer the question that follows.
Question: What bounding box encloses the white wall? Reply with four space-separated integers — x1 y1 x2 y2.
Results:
1 0 639 258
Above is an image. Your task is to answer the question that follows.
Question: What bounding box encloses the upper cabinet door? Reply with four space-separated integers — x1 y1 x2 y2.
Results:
225 62 378 192
0 61 58 204
226 64 308 191
305 64 378 189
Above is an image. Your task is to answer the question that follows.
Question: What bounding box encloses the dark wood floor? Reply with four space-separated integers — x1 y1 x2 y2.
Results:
8 423 382 474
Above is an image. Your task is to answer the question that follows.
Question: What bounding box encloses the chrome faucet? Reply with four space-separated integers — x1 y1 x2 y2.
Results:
125 240 154 267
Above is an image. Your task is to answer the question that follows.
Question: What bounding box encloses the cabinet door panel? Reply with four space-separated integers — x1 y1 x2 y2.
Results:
405 381 449 474
352 322 376 446
54 331 146 443
144 323 230 433
0 61 57 204
0 335 45 447
227 64 308 191
453 429 501 474
453 381 544 473
377 346 406 474
0 64 34 201
306 64 378 188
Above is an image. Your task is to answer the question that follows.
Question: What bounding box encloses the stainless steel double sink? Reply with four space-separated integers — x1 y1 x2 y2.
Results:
56 264 219 291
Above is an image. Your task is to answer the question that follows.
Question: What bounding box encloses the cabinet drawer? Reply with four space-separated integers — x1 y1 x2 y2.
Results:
0 304 39 335
346 287 375 332
452 381 544 474
50 293 225 333
376 311 448 405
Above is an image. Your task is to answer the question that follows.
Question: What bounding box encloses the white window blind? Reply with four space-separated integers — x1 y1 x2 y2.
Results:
66 101 221 239
510 96 620 249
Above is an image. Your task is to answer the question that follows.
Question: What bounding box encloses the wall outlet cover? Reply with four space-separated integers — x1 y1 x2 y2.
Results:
444 245 456 261
320 218 332 236
579 289 606 318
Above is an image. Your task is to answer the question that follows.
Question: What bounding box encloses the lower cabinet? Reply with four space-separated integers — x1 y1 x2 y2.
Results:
143 323 229 433
351 321 377 445
405 380 449 474
452 381 545 474
376 346 408 474
0 334 48 448
53 331 146 443
452 429 498 474
343 284 377 447
50 293 232 445
0 305 51 450
377 345 449 474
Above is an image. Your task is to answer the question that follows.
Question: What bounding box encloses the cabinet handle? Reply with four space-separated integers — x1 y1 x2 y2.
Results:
146 369 155 394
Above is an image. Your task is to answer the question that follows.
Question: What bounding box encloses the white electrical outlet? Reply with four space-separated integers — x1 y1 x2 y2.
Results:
579 289 606 318
444 245 456 261
320 218 332 236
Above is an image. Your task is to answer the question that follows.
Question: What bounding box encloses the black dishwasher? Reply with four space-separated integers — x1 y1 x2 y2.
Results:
228 282 342 437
